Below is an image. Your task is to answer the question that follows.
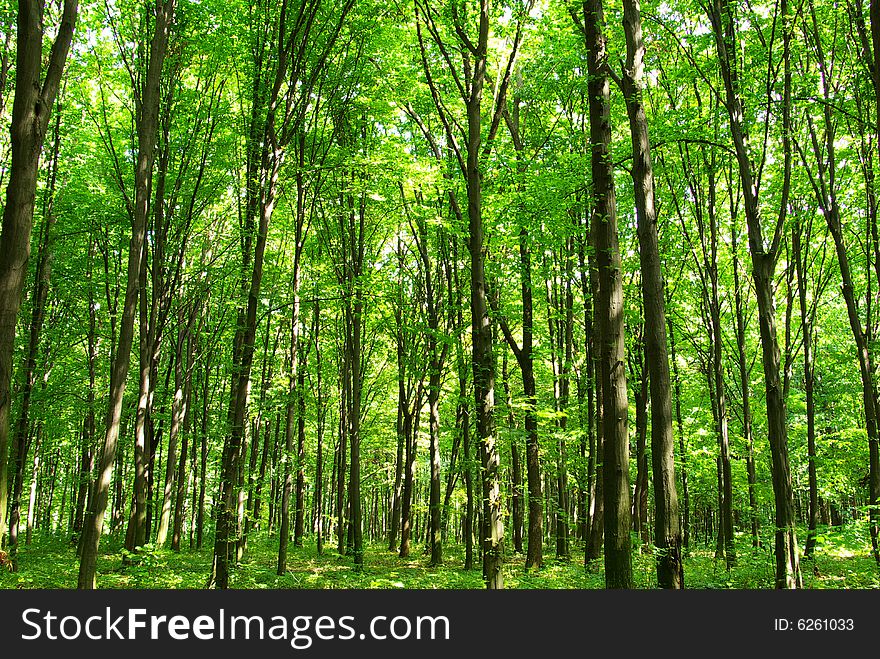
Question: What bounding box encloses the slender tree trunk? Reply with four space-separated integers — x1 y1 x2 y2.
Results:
546 249 572 560
411 198 447 567
8 112 61 566
157 321 185 546
580 227 600 560
502 355 524 554
78 0 171 589
586 336 605 563
347 204 365 569
668 321 690 551
127 238 154 552
498 223 542 569
399 408 416 558
0 0 77 552
631 357 650 545
252 417 271 530
457 0 503 589
73 243 98 547
23 430 41 546
620 0 682 585
802 4 880 563
335 362 347 555
709 0 801 587
388 388 404 552
278 290 300 574
731 222 759 548
294 358 307 546
457 328 474 571
793 222 819 559
709 195 736 570
427 367 442 565
195 351 213 550
312 298 324 555
171 311 197 550
582 0 632 589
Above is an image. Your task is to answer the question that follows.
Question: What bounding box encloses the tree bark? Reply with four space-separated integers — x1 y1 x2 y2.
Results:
171 315 196 551
0 0 77 553
731 219 759 548
708 0 801 588
502 355 524 554
620 0 681 586
7 105 61 566
668 320 689 551
78 0 171 589
582 0 632 589
801 1 880 563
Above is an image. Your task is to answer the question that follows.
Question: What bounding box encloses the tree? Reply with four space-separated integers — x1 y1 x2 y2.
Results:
707 0 802 588
576 0 633 589
414 0 532 588
619 0 682 588
212 0 354 588
78 0 174 589
0 0 77 553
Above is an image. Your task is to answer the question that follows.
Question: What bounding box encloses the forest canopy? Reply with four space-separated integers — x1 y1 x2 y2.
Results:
0 0 879 591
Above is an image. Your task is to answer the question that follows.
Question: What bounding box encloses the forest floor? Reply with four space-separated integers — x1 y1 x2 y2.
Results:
1 521 878 589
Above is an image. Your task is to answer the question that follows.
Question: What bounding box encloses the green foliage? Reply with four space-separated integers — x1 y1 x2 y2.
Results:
4 525 879 589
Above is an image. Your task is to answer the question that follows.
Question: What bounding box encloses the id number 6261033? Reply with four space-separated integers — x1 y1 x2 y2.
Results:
773 618 854 631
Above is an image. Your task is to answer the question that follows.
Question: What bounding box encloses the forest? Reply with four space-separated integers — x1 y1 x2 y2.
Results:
0 0 878 592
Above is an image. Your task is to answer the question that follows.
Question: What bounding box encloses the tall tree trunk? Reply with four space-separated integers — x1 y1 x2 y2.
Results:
497 222 542 569
620 0 682 586
582 0 632 589
311 298 325 555
546 248 573 560
410 193 447 567
345 190 366 570
8 106 61 566
429 0 506 589
171 316 195 551
586 336 605 563
24 429 41 545
388 385 405 552
668 320 689 551
158 316 187 546
278 286 300 574
631 354 650 545
78 0 171 589
73 239 98 547
252 417 271 530
709 0 801 588
399 407 417 558
335 359 347 555
708 180 736 570
292 138 309 551
802 1 880 563
127 235 156 552
731 218 759 548
457 307 474 571
195 350 214 550
294 357 307 547
793 222 819 559
0 0 76 552
427 365 443 565
502 355 524 554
